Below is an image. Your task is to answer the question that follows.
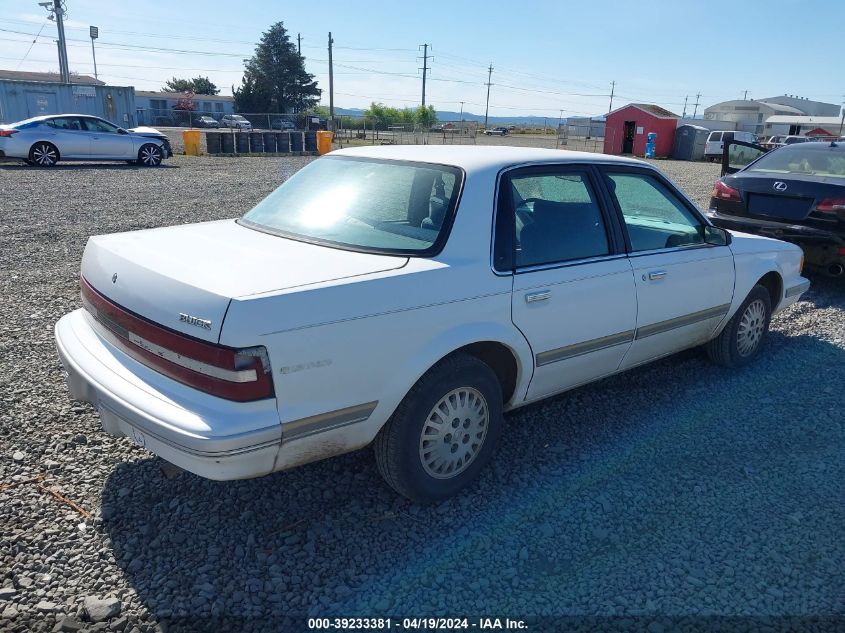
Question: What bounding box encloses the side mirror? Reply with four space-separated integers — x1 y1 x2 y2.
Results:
117 128 128 135
704 225 731 246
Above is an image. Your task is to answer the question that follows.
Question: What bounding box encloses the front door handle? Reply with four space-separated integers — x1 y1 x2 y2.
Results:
648 270 668 281
525 290 551 303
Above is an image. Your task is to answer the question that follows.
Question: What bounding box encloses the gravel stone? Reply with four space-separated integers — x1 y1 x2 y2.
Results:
12 450 24 461
83 596 121 622
0 155 842 629
0 587 17 600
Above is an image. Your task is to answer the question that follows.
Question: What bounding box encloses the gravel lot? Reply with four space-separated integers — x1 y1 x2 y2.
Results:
1 155 843 633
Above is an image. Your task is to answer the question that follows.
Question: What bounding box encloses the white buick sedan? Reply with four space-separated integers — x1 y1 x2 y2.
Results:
55 146 809 501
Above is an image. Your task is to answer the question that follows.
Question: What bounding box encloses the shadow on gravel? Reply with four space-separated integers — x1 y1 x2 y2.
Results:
0 163 179 170
100 330 845 626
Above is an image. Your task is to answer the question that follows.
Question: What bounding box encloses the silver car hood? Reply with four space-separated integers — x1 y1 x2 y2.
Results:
127 126 164 135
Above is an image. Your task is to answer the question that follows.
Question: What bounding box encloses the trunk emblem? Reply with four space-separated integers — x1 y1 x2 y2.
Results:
112 273 118 283
179 313 212 330
773 182 788 192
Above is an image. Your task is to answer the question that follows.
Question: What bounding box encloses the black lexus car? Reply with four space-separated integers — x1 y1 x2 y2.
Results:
707 141 845 276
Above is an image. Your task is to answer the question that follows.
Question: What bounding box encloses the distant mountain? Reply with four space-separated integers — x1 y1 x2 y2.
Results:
332 106 601 126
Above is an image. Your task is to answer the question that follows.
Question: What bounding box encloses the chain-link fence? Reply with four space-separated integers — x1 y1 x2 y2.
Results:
135 108 328 131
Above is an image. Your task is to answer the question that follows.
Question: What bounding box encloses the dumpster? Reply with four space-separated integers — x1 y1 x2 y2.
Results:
205 132 222 155
276 132 290 153
263 131 277 153
235 131 250 153
316 131 334 155
249 132 264 153
290 131 304 152
304 131 317 152
183 130 201 156
220 132 234 153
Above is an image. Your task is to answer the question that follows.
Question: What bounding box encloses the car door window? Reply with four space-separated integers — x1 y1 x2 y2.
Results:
47 117 83 131
605 172 704 252
505 170 610 268
82 118 119 133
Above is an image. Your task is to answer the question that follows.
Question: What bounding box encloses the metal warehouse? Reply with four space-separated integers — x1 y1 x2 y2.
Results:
0 70 136 127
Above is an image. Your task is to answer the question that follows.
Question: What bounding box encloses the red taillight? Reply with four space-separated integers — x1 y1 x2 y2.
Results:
80 277 274 402
0 130 18 137
816 197 845 214
838 247 845 256
711 180 742 202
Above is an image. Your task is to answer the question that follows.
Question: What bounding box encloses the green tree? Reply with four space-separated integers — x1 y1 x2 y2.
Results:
415 104 438 128
163 76 220 95
234 22 320 113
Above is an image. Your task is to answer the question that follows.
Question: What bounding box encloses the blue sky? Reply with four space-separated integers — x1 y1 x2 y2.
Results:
0 0 842 117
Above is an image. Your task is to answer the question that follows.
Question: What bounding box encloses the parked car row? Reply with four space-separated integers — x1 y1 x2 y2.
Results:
55 145 810 502
0 114 172 167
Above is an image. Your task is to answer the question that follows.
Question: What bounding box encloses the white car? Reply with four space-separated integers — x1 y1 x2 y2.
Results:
219 114 252 130
55 146 809 501
704 130 756 161
0 114 169 166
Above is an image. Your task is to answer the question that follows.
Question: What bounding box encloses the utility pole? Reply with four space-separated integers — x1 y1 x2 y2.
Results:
682 95 688 118
40 1 70 83
743 90 748 100
692 92 701 118
608 80 615 113
484 63 493 129
297 33 302 55
328 32 334 129
419 44 430 107
89 25 98 80
459 101 464 123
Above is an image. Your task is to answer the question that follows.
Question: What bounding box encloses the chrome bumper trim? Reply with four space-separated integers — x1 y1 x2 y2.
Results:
636 304 731 340
785 280 811 299
282 401 378 442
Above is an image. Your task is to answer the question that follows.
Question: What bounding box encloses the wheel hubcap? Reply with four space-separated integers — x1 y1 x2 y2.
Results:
33 145 56 165
141 147 160 165
737 299 766 356
419 387 488 479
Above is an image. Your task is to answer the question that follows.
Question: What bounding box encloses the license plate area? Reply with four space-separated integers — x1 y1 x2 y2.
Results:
747 193 812 220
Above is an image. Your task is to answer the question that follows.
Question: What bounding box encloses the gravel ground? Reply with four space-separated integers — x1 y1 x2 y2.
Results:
1 155 843 633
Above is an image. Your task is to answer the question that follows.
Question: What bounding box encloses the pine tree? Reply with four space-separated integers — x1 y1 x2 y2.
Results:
234 22 320 113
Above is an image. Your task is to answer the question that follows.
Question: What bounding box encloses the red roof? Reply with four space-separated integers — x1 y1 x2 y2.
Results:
607 103 679 119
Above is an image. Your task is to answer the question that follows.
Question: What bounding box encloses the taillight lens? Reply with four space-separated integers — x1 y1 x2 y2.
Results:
816 197 845 213
80 277 274 402
0 130 18 137
711 180 742 202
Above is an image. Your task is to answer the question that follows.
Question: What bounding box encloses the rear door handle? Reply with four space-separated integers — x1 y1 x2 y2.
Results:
525 290 551 303
648 270 668 281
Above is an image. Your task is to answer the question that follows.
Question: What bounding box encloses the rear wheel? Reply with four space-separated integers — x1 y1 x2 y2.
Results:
374 353 504 502
706 285 772 367
29 142 59 167
137 143 163 167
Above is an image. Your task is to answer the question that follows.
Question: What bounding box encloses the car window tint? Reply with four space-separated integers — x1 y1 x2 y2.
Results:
508 171 610 267
606 172 704 252
83 119 118 133
48 117 83 131
747 146 845 178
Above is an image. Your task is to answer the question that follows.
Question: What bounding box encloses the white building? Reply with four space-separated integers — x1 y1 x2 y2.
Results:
135 90 235 126
703 96 841 136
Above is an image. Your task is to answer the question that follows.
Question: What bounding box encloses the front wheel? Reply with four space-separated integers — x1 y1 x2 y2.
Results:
137 143 163 167
706 285 772 367
29 142 59 167
374 353 504 503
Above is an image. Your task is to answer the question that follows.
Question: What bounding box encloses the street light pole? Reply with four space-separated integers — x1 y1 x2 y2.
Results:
89 26 99 80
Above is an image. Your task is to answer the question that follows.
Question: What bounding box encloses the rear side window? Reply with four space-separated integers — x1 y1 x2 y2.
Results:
46 117 83 131
503 169 610 268
709 132 723 142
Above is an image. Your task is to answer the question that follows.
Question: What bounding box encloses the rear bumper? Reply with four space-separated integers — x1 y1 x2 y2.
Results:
55 309 281 480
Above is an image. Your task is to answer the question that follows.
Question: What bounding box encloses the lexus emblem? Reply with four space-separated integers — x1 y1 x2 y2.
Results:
112 273 118 283
773 181 788 192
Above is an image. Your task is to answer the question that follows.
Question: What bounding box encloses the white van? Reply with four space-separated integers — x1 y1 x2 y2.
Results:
704 131 756 161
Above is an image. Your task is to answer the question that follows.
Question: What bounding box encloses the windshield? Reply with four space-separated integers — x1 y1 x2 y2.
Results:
240 156 463 255
746 145 845 178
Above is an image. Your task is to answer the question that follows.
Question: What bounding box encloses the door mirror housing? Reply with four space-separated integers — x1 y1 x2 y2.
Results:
117 128 129 135
704 225 731 246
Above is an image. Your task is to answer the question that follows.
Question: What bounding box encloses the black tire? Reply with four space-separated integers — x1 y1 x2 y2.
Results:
706 285 772 368
29 142 59 167
374 353 504 503
137 143 163 167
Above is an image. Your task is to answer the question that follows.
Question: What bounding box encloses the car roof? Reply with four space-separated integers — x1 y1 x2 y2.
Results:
330 145 648 172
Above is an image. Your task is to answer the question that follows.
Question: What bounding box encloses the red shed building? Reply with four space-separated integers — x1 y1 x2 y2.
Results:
604 103 679 157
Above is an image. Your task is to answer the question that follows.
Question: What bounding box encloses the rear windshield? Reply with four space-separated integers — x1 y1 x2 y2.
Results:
240 156 463 255
746 146 845 178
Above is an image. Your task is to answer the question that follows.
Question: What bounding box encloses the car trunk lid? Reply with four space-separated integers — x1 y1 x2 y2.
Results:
727 172 845 223
81 219 408 342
